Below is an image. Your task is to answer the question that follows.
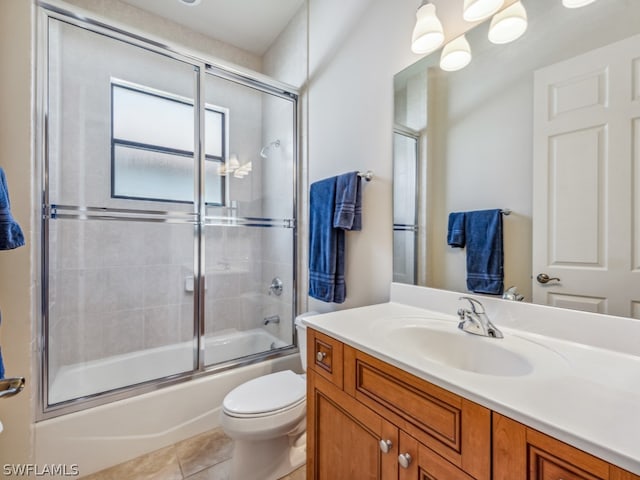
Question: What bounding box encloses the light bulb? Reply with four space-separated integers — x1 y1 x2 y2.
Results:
488 1 528 44
463 0 504 22
440 35 472 72
411 2 445 54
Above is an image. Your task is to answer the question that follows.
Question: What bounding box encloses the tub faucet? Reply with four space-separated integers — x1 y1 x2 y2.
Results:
263 315 280 325
457 296 503 339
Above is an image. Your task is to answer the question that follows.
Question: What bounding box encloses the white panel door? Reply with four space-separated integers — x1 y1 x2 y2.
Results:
532 33 640 317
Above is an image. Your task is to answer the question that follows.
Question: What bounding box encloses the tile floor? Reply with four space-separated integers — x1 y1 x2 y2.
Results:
82 428 306 480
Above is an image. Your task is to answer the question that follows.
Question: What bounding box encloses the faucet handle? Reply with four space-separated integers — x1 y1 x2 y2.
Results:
459 296 485 314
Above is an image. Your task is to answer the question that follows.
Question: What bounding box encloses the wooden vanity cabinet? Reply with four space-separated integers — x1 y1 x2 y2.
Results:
307 328 640 480
306 328 490 480
493 413 640 480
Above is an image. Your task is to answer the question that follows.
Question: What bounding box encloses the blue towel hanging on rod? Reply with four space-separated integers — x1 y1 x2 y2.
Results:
448 208 504 295
309 172 362 303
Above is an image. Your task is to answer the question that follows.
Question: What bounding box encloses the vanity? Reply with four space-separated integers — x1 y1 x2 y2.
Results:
304 284 640 479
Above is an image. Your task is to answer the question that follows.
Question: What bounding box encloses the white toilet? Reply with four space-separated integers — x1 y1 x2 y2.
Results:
220 313 314 480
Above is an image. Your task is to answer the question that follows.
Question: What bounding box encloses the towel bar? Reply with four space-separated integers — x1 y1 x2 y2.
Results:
0 377 25 399
358 170 374 182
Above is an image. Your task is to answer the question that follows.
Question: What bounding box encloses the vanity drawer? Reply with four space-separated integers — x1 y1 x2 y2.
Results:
307 328 343 389
343 345 490 480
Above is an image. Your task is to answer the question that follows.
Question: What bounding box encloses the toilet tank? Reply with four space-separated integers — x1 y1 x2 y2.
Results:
294 312 318 372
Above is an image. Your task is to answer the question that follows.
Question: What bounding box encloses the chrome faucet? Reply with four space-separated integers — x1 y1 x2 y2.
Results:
263 315 280 325
457 296 503 339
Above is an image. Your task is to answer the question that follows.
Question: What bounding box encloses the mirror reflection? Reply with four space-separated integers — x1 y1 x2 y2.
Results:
394 0 640 318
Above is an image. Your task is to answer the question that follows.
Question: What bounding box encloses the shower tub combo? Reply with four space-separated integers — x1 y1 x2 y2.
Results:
35 1 304 475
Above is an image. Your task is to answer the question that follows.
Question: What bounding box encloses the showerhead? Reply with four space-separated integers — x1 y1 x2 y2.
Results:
260 139 281 158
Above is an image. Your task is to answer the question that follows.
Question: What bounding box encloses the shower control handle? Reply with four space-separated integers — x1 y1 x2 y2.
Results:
268 277 283 296
379 439 393 453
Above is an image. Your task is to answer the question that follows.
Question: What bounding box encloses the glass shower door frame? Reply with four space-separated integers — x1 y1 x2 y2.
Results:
36 2 300 420
393 127 420 285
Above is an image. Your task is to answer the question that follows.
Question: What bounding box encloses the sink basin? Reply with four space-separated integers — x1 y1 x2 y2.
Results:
373 316 567 377
388 326 532 376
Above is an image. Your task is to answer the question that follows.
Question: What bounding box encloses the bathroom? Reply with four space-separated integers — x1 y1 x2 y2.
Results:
1 0 639 479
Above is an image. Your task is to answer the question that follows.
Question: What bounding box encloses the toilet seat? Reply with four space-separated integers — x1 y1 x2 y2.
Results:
223 370 305 418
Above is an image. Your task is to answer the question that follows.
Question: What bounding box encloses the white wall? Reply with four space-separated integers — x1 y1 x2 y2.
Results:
0 0 35 466
307 0 412 312
306 0 480 312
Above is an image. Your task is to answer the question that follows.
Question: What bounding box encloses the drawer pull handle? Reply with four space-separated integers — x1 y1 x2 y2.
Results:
379 439 393 453
398 453 412 469
316 351 327 362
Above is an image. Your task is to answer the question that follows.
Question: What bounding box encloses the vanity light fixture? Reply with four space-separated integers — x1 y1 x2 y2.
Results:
411 1 445 54
440 34 472 71
562 0 597 8
463 0 504 22
488 1 528 44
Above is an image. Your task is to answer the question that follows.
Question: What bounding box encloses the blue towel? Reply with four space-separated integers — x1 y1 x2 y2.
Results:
0 168 25 250
464 209 503 295
309 173 363 303
334 172 362 231
309 177 343 303
447 212 466 247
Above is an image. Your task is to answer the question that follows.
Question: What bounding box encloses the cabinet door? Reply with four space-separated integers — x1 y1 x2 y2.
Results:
396 430 475 480
494 413 613 480
344 345 491 479
307 369 397 480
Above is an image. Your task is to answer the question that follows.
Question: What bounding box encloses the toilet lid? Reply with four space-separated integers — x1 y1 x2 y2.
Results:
223 370 305 415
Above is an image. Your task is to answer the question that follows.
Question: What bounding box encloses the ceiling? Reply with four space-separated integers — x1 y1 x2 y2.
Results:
120 0 305 56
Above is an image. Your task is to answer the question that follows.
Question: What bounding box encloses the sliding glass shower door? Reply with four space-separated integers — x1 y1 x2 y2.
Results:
202 71 296 367
42 14 297 412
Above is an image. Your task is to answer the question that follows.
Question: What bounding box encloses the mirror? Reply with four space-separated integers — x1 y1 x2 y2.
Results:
393 0 640 318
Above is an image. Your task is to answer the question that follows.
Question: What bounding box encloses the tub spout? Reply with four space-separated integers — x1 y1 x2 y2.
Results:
263 315 280 325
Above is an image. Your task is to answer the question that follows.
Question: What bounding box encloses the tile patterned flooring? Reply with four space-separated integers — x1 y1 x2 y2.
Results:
82 428 306 480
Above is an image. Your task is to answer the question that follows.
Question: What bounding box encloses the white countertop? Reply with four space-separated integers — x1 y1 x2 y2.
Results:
303 297 640 476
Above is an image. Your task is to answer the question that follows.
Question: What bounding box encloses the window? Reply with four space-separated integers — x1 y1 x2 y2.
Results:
111 81 226 205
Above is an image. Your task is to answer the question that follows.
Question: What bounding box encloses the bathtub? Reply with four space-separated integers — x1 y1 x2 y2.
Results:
36 328 300 477
49 328 289 404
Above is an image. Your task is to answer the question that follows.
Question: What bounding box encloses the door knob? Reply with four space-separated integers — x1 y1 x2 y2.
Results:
398 453 412 469
536 273 560 284
316 351 327 362
379 439 393 453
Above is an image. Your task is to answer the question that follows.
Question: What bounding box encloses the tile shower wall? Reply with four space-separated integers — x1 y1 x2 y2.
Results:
48 220 196 377
204 226 264 336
